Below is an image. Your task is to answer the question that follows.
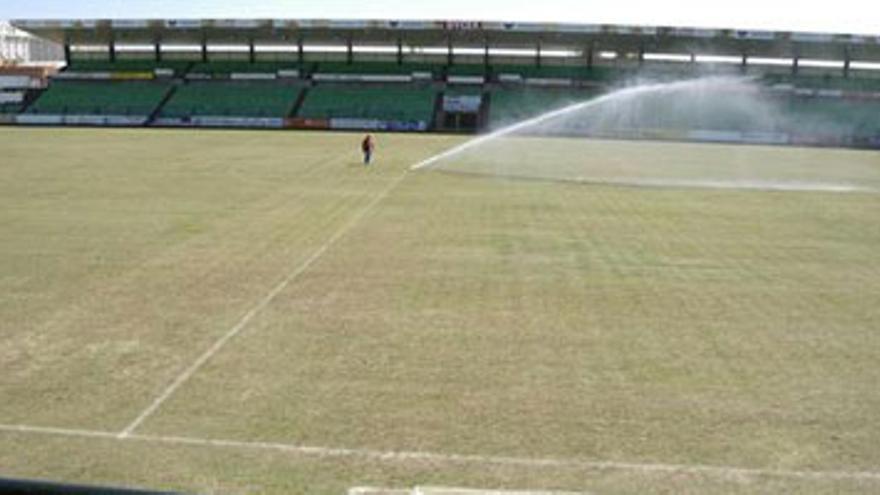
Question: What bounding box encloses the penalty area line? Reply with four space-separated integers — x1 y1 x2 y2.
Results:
2 423 880 483
117 169 412 438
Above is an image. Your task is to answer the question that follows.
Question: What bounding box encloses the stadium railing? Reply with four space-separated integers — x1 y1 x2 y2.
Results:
65 59 194 78
187 61 310 78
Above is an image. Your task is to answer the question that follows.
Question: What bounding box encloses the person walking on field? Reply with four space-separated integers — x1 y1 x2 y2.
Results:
361 134 375 165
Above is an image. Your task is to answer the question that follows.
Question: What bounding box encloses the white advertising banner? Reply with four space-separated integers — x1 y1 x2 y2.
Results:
447 75 485 85
687 129 745 143
16 114 64 125
153 117 186 126
330 118 386 130
231 73 277 80
0 92 24 104
0 76 32 89
498 74 524 83
54 72 113 80
313 73 412 83
741 131 789 145
191 116 284 128
525 77 574 87
63 115 146 126
15 114 145 126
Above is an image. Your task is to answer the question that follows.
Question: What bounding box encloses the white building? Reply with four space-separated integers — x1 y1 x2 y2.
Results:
0 21 63 64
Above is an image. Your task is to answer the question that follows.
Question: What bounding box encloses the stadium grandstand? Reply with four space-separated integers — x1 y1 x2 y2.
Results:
0 20 63 64
0 21 61 121
3 18 880 146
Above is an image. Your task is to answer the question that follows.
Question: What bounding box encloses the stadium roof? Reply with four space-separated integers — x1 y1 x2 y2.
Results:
12 19 880 60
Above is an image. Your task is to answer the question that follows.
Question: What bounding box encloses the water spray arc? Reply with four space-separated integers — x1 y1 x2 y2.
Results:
410 76 876 193
411 77 764 171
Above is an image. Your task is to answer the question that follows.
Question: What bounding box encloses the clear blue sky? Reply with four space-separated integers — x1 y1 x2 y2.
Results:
3 0 879 35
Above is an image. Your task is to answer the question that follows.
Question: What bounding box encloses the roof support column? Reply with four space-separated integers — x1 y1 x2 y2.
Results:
201 37 208 63
249 39 255 63
585 40 594 69
741 52 748 72
483 37 489 71
346 36 353 64
792 54 799 76
843 46 851 78
63 42 71 65
297 36 304 65
396 37 403 65
109 39 116 63
536 40 542 68
154 41 161 62
447 37 453 66
637 42 645 65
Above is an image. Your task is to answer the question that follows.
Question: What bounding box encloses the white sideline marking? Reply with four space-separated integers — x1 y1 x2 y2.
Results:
353 486 588 495
118 170 412 438
417 487 586 495
0 423 117 440
573 177 873 193
3 423 880 483
347 488 408 495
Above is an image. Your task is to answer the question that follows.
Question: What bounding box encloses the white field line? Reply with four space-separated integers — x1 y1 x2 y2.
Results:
3 423 880 483
118 170 411 438
0 423 117 440
347 488 409 495
414 487 587 495
357 486 588 495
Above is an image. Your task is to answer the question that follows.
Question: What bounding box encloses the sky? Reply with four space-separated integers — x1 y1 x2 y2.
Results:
2 0 879 36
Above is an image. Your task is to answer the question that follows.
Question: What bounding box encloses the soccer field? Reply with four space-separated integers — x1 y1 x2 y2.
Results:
1 127 879 494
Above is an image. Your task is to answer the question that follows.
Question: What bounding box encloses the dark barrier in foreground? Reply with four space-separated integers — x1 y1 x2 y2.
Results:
0 477 185 495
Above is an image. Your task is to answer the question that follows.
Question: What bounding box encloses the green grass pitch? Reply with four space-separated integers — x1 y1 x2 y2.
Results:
1 127 879 494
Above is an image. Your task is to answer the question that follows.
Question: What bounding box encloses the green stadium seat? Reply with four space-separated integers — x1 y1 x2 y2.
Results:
444 86 483 97
27 81 172 116
447 65 487 78
762 74 880 93
160 81 303 118
297 84 436 121
783 97 880 137
0 102 22 114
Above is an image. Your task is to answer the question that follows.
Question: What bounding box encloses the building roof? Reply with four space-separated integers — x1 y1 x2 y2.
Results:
12 19 880 60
